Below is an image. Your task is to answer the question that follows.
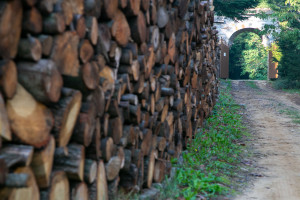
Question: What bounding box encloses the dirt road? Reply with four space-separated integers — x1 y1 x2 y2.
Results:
231 80 300 200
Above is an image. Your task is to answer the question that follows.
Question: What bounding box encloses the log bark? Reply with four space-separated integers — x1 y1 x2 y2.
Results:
38 35 53 57
101 0 118 19
40 171 69 200
0 93 11 141
17 59 63 104
101 137 114 162
17 37 42 61
88 160 108 200
85 16 98 45
51 31 80 76
6 84 53 148
43 13 66 34
0 0 23 59
129 11 146 44
72 14 86 39
0 144 33 168
0 60 17 99
108 10 131 47
84 0 102 18
30 136 55 189
0 167 39 200
84 159 97 184
105 156 121 181
78 39 94 64
50 88 82 147
70 182 88 200
54 143 85 181
144 150 156 188
22 7 42 34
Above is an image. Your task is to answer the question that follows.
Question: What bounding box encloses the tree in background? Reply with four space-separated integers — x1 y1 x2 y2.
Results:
230 32 268 80
214 0 260 20
260 0 300 87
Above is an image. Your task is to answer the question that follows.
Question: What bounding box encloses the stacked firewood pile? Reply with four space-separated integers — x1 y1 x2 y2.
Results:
0 0 219 199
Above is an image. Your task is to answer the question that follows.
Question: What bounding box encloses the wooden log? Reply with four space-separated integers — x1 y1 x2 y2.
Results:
51 31 80 76
101 0 118 19
54 0 84 26
108 117 123 145
40 171 69 200
84 0 102 18
107 41 121 69
144 150 155 188
37 0 55 14
96 24 111 59
72 14 86 39
101 137 114 162
6 84 52 148
38 35 53 57
153 159 165 183
99 65 115 93
84 159 97 184
0 60 17 99
121 94 138 105
120 48 133 65
129 10 146 44
157 7 169 28
30 136 55 189
149 0 157 25
108 10 131 47
119 60 140 81
22 7 42 34
54 143 85 181
43 13 66 34
71 112 95 147
149 26 160 51
17 37 42 61
0 144 33 168
89 160 108 200
17 59 63 104
2 173 30 187
63 62 99 93
70 182 88 200
105 156 121 181
108 176 120 199
0 0 23 59
85 16 98 45
86 118 102 160
0 93 11 141
141 129 152 156
79 39 94 64
0 167 39 200
50 88 82 147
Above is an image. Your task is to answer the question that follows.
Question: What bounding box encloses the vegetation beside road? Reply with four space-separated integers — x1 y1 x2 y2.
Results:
159 81 251 200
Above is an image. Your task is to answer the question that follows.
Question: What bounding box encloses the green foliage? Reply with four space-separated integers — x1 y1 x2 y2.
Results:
272 79 300 89
230 32 268 80
171 81 249 199
214 0 260 20
260 0 300 84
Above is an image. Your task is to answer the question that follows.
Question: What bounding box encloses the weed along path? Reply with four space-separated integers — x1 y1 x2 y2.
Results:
231 80 300 200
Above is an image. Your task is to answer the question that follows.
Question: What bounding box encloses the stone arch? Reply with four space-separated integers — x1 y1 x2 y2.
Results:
228 28 261 47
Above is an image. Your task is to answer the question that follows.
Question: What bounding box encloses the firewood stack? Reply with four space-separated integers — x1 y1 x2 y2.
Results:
0 0 219 199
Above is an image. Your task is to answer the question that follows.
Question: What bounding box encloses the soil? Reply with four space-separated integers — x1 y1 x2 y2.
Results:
231 80 300 200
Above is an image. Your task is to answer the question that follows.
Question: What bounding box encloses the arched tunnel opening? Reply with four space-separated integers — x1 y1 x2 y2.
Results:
228 29 268 80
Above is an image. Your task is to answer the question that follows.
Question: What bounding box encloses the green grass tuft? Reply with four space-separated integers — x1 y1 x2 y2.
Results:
167 80 250 199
